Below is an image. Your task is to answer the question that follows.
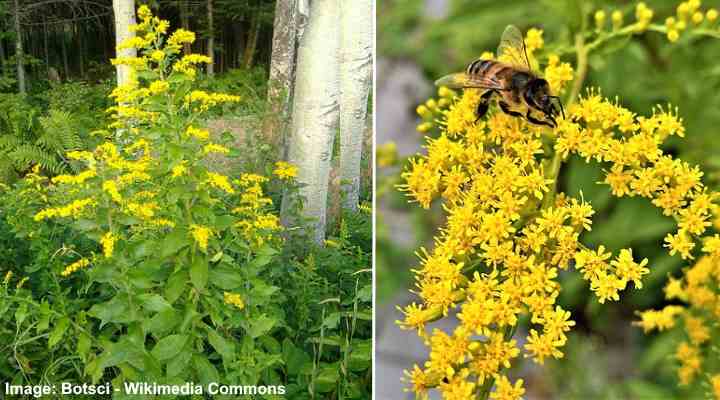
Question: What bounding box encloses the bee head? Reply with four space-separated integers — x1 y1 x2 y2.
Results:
526 78 565 121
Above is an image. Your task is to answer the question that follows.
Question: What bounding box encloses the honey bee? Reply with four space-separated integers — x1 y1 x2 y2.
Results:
435 25 564 128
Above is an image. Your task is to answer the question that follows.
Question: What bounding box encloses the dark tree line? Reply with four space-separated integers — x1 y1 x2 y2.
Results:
0 0 275 93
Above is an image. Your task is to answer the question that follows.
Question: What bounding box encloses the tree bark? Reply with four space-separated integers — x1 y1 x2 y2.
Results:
13 0 26 95
61 24 69 79
180 0 191 55
233 21 244 69
281 0 341 244
242 13 260 69
43 19 49 72
112 0 137 86
76 23 84 78
0 34 6 71
206 0 214 76
265 0 298 155
339 0 372 211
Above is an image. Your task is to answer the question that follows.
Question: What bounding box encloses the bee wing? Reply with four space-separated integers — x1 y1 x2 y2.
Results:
497 25 531 70
434 72 506 90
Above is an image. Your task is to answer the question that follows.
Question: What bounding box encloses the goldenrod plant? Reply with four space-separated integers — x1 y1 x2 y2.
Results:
394 1 720 399
0 6 372 398
1 6 284 392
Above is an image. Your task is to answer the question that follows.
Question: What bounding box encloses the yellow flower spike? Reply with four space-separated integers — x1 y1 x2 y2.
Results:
149 80 169 94
61 258 91 277
202 143 230 155
205 172 235 194
223 292 245 310
273 161 298 179
3 271 13 285
190 224 213 252
100 232 116 258
171 162 188 178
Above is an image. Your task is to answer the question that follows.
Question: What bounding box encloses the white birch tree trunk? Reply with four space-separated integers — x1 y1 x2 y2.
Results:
13 0 26 95
266 0 299 154
339 0 372 211
281 0 341 244
206 0 214 76
112 0 136 86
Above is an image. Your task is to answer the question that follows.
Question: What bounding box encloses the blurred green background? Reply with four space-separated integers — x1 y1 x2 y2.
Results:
375 0 720 398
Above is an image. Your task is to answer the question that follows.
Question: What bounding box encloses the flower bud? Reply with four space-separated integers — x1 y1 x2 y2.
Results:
707 9 718 21
612 10 624 29
595 10 607 30
692 11 704 24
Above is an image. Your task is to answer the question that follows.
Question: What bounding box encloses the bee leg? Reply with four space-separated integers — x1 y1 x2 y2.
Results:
475 90 495 122
525 110 555 128
499 101 523 118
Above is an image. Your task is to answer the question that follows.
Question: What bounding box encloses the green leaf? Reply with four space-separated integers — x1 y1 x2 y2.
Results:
356 284 372 302
214 215 235 230
209 264 244 290
322 312 342 330
73 219 99 232
138 294 173 313
190 257 208 291
88 295 133 328
36 302 50 333
166 350 191 378
48 317 70 348
207 328 235 363
165 269 187 303
160 228 190 258
314 366 340 393
15 302 28 325
77 333 92 363
247 314 277 338
151 334 188 361
144 309 180 335
283 338 312 376
348 340 372 371
192 354 219 385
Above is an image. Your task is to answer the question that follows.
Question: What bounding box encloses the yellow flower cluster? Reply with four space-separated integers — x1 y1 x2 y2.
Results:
223 292 245 310
100 232 116 258
61 258 91 277
174 54 212 78
397 55 596 397
206 172 235 194
184 90 241 112
190 224 213 252
202 143 230 155
272 161 298 179
186 126 210 140
393 24 720 398
33 198 95 221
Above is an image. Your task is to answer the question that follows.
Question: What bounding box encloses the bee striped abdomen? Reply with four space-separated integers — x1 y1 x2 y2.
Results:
466 59 494 76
